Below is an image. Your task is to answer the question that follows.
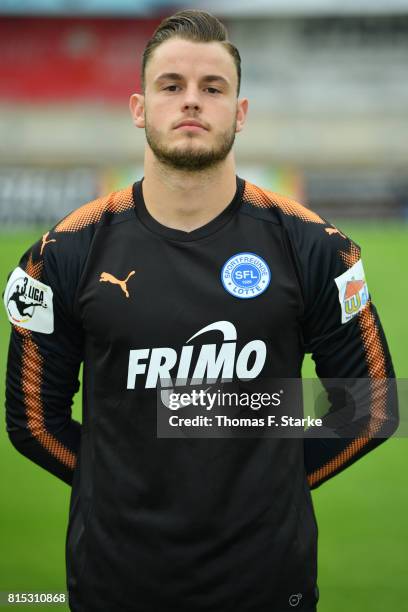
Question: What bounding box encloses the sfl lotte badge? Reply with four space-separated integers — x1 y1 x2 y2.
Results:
221 252 271 299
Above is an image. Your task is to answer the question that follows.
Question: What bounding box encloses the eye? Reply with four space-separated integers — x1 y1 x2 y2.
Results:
163 85 180 92
205 87 221 94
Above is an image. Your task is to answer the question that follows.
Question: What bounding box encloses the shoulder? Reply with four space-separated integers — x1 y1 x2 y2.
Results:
15 185 134 288
5 186 136 329
241 180 362 291
242 179 358 258
54 185 134 233
41 184 135 276
242 180 325 227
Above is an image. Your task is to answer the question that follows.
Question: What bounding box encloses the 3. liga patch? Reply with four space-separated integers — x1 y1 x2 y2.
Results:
335 259 369 324
221 252 271 299
4 267 54 333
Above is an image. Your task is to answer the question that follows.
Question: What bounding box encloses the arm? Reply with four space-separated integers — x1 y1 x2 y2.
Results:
240 182 398 488
299 231 398 489
4 233 84 485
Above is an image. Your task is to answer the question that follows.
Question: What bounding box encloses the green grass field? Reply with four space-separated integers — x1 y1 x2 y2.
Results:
0 225 407 611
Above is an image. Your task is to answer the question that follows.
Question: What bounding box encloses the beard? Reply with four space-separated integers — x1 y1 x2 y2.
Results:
145 115 237 172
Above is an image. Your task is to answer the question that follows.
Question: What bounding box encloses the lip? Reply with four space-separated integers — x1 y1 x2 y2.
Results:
174 120 208 131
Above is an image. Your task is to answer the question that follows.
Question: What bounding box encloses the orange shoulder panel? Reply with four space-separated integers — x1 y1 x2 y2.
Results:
339 242 361 268
55 185 134 233
243 181 325 225
25 253 43 280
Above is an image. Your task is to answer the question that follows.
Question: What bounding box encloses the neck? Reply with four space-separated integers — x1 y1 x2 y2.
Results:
141 149 238 232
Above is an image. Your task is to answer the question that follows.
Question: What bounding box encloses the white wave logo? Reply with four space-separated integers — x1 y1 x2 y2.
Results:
127 321 267 390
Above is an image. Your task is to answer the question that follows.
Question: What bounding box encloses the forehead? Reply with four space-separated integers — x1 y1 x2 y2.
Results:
145 38 237 85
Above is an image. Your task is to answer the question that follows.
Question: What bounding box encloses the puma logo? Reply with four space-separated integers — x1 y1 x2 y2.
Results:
40 231 56 255
325 227 346 239
99 270 135 298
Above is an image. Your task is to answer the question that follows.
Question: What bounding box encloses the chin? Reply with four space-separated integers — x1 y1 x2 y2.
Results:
172 144 210 156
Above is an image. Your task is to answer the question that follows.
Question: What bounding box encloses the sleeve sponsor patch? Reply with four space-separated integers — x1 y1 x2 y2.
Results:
3 267 54 334
334 259 369 324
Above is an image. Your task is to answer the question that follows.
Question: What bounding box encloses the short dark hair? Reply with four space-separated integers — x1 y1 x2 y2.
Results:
142 10 241 95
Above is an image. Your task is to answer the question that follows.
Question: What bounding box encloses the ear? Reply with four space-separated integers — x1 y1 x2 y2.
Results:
235 97 249 134
129 93 145 128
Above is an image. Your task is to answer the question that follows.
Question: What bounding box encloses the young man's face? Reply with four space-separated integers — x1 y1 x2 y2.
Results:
130 38 248 171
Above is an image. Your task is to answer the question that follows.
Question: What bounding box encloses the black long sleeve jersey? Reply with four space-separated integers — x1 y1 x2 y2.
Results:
4 177 397 612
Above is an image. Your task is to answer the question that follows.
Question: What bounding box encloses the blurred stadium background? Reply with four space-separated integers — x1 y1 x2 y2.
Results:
0 1 407 610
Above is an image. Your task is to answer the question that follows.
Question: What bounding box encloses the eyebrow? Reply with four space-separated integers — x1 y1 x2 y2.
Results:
154 73 230 87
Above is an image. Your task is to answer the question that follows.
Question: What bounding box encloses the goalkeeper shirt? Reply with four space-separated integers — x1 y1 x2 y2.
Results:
4 177 397 612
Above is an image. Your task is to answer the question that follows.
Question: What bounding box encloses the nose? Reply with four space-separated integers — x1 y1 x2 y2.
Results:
181 86 201 112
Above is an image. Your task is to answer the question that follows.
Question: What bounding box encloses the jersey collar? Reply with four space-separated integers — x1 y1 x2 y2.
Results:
133 176 244 242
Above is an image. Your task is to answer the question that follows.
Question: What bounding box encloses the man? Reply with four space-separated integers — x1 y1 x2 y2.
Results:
4 10 397 612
